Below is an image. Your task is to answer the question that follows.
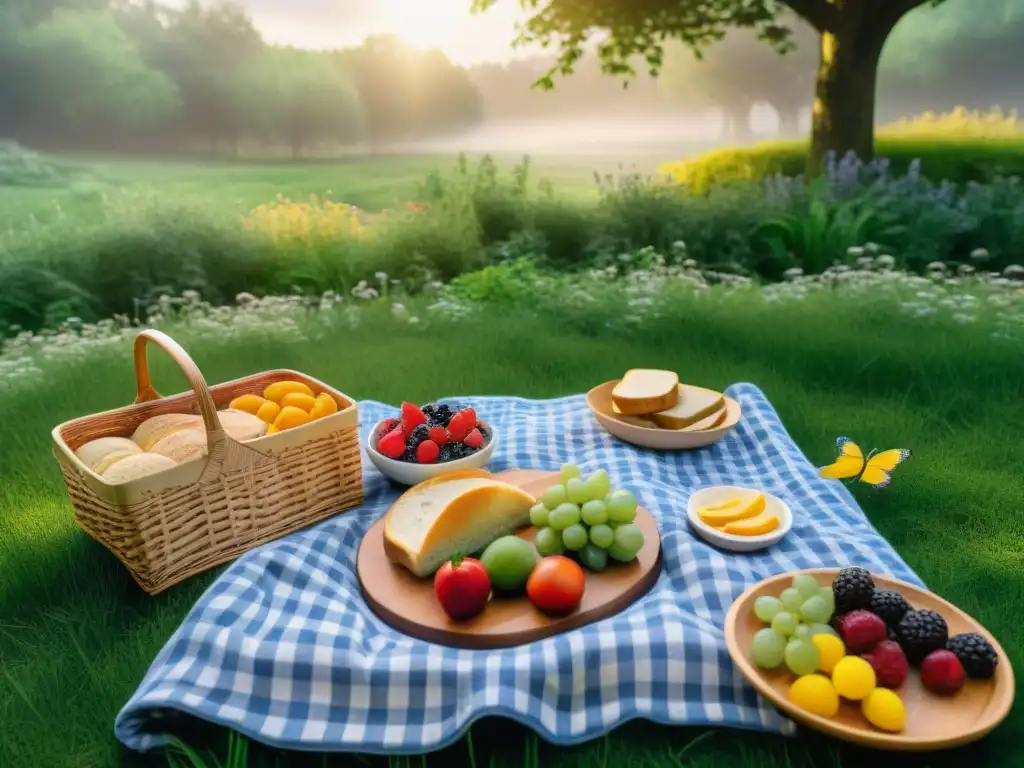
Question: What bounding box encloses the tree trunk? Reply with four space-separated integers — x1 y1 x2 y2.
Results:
808 13 897 176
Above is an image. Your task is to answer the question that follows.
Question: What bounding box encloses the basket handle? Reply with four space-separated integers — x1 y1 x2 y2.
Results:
133 329 271 481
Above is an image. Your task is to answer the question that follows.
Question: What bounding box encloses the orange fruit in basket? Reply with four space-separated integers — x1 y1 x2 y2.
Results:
280 392 317 412
256 401 281 424
264 381 315 403
274 406 312 431
229 393 267 415
309 393 339 420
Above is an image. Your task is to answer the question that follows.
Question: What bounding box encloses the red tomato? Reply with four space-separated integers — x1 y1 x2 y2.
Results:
526 556 585 614
434 556 491 621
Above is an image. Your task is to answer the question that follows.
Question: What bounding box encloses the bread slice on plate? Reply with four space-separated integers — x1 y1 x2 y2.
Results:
679 402 728 432
383 470 536 578
651 385 725 429
611 369 679 415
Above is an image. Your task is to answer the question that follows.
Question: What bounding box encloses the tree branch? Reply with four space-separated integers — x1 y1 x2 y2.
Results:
780 0 839 31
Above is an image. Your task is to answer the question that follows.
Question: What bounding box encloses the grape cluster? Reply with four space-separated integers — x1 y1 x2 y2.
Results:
750 573 839 675
530 464 645 572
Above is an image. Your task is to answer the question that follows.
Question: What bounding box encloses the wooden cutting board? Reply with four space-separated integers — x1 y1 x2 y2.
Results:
357 469 663 649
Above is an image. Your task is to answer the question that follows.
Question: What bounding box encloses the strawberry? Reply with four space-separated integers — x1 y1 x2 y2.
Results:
447 411 472 442
920 650 965 694
862 640 909 688
464 428 484 449
380 418 400 434
428 426 448 446
460 406 477 426
377 428 406 459
416 439 440 463
835 610 888 654
401 402 427 433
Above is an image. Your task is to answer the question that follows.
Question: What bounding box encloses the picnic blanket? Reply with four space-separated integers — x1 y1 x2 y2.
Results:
115 383 923 755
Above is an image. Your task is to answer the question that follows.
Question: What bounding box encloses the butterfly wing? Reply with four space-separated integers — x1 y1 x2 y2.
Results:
859 448 912 489
819 437 865 480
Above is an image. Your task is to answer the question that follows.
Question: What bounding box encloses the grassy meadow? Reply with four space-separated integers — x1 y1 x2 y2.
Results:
2 133 1023 767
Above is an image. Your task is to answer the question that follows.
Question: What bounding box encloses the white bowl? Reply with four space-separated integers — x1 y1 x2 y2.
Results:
686 485 792 553
365 419 497 485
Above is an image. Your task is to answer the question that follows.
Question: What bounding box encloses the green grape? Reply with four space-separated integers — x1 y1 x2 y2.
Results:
534 526 564 557
561 524 589 551
588 523 614 549
560 464 581 484
606 490 638 523
794 624 812 640
612 523 644 555
807 623 839 639
566 477 592 505
817 586 835 612
780 587 804 614
770 611 798 636
750 628 787 669
784 639 820 676
529 503 549 527
607 541 637 563
799 595 832 625
548 502 581 531
580 500 608 526
584 470 611 501
541 484 567 510
578 544 608 572
753 595 783 623
792 574 820 600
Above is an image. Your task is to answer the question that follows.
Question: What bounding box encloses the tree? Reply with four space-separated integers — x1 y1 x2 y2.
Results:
243 47 363 157
473 0 946 173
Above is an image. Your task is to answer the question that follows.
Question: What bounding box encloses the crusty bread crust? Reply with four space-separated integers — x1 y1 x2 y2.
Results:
611 369 679 415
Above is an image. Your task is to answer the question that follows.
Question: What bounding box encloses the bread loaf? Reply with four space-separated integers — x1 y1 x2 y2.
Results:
101 452 177 484
75 437 142 474
611 369 679 415
132 414 202 451
149 427 208 464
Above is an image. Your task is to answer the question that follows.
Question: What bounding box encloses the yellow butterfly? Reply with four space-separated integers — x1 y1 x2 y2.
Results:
819 437 911 489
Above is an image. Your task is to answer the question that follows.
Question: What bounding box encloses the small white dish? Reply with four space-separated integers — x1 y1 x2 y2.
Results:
686 485 792 553
365 419 497 485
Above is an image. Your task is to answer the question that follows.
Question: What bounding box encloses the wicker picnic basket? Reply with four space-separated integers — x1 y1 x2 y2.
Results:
51 329 364 595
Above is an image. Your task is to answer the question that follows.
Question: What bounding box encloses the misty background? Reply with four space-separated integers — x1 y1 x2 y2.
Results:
0 0 1022 159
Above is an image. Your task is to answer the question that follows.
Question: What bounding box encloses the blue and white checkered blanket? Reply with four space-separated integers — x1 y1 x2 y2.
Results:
115 383 922 754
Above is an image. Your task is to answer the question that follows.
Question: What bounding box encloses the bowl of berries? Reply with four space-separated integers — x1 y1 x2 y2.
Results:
366 401 497 485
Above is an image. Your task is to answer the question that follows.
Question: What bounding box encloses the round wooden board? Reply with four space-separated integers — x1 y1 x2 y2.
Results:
724 569 1015 751
357 469 663 649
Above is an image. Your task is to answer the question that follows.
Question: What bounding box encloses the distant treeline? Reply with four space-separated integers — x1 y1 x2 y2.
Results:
0 0 1021 157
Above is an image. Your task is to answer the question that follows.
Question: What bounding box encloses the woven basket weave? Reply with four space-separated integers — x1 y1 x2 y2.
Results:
51 329 364 595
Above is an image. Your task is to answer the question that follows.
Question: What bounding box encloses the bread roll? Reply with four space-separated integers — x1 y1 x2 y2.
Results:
149 427 208 464
383 470 536 577
133 414 202 451
217 408 268 442
75 437 142 473
101 452 177 484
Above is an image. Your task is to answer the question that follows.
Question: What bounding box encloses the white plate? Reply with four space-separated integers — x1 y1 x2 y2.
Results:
686 485 792 552
364 419 497 485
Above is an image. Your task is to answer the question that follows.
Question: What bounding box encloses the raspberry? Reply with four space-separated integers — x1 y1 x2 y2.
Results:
835 610 887 654
920 649 965 694
447 412 473 442
862 640 909 688
428 426 448 445
380 418 400 433
464 428 483 449
416 439 440 463
377 428 406 459
400 402 427 433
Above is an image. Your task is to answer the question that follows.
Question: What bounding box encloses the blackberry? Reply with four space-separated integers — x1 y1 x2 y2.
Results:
896 609 949 664
832 566 875 613
870 589 912 627
400 445 416 463
439 442 471 462
946 633 998 679
887 625 898 642
427 403 455 427
408 424 430 449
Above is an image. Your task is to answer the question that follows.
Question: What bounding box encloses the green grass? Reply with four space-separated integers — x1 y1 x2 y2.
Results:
0 152 657 231
1 291 1022 768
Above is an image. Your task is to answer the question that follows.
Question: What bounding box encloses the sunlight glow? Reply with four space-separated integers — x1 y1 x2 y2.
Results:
378 0 474 53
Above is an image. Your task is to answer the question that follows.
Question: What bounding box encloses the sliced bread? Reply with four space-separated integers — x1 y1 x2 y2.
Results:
383 470 537 578
611 369 679 415
651 385 725 429
679 403 728 432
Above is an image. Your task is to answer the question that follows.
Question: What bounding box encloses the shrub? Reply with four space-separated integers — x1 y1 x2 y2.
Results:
0 140 94 187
